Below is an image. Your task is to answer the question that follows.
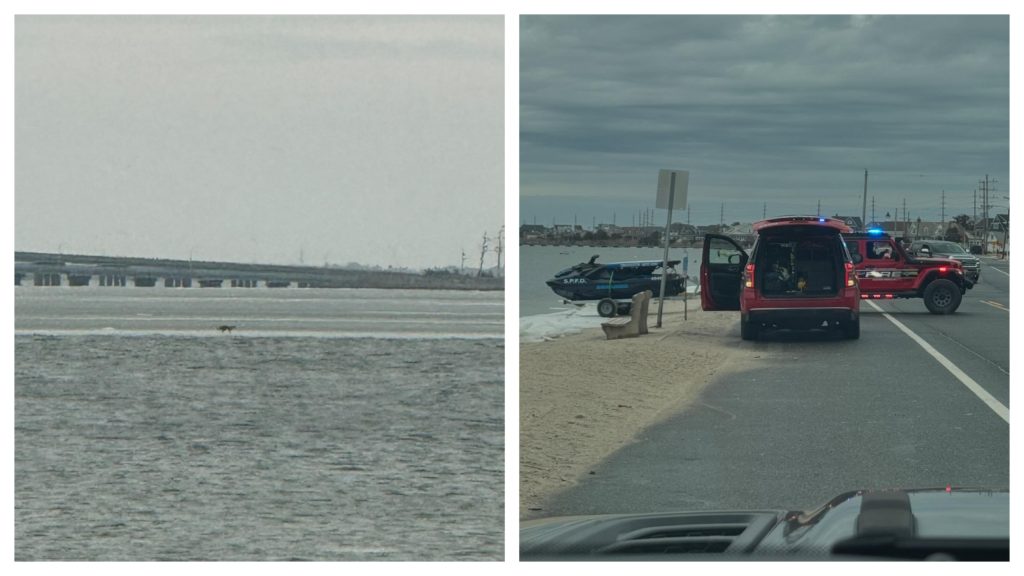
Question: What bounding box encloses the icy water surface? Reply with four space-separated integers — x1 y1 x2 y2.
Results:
15 287 503 560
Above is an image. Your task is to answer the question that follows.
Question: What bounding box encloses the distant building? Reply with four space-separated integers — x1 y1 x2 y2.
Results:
597 224 623 237
552 224 583 238
722 222 753 235
832 215 864 232
519 224 547 240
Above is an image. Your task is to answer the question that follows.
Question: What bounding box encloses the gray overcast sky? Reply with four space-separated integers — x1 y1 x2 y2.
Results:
16 15 503 269
520 15 1008 228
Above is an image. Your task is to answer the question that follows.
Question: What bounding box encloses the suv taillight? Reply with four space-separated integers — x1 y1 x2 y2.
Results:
744 264 754 288
845 262 856 287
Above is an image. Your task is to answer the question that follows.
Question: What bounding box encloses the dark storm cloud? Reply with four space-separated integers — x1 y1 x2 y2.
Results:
521 15 1008 224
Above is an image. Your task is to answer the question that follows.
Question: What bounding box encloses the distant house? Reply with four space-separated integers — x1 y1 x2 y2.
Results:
968 214 1008 254
552 224 582 238
910 221 950 240
722 222 752 235
832 215 864 232
720 223 754 246
597 224 623 237
669 223 698 241
618 226 643 239
994 213 1009 232
873 221 913 237
519 224 547 240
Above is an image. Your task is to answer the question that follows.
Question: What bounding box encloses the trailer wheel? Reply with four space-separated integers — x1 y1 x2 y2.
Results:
597 298 618 318
923 279 962 314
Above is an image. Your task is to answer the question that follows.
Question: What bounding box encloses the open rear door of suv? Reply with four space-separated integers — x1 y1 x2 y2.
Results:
701 234 747 311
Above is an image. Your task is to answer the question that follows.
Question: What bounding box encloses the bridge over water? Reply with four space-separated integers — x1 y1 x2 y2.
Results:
14 252 502 291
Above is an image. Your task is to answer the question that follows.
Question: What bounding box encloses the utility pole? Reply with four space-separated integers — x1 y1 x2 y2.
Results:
1004 195 1009 259
460 248 466 274
871 196 876 222
979 175 998 254
477 232 489 277
862 169 868 230
973 189 977 228
494 226 504 273
980 176 989 254
817 199 821 217
903 198 907 237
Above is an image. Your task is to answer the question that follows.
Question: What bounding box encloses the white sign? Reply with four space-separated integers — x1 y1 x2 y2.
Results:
656 169 689 210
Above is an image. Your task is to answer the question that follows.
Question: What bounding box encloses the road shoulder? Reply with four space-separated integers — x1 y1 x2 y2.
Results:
519 301 745 518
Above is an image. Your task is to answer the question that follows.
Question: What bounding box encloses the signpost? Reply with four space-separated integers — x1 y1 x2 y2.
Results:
656 169 689 328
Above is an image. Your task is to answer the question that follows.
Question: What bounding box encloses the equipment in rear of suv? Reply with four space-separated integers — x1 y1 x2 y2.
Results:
701 217 860 340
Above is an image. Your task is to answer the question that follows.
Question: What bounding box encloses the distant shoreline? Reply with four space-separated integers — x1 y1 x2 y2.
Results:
521 240 702 249
15 250 504 292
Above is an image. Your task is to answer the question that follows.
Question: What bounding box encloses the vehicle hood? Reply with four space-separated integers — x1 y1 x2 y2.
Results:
521 488 1008 560
911 257 965 267
933 253 980 263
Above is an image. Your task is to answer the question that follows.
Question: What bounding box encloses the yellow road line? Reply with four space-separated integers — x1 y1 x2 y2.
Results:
980 299 1009 312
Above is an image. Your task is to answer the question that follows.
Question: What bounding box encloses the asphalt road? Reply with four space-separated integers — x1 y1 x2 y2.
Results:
535 259 1010 517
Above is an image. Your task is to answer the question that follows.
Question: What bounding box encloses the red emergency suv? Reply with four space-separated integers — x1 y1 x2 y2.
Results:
701 216 860 340
844 228 973 314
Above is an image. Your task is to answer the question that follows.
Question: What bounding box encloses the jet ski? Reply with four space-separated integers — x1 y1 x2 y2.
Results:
546 255 685 317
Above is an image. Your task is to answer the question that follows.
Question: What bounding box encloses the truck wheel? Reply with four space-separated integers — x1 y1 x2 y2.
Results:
844 316 860 339
923 279 962 314
597 298 617 318
740 317 758 341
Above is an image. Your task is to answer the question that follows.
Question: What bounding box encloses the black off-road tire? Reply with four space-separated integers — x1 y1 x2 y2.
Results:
923 279 962 314
740 317 758 341
597 298 618 318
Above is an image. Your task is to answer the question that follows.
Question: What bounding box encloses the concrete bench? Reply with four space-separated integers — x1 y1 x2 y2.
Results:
601 290 652 340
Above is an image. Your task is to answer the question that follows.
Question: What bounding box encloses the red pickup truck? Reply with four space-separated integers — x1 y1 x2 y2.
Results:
844 229 973 314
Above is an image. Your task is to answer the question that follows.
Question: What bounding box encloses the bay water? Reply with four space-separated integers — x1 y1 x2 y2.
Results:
15 286 504 560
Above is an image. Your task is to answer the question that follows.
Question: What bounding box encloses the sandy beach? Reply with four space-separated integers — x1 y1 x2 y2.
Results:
519 299 745 519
